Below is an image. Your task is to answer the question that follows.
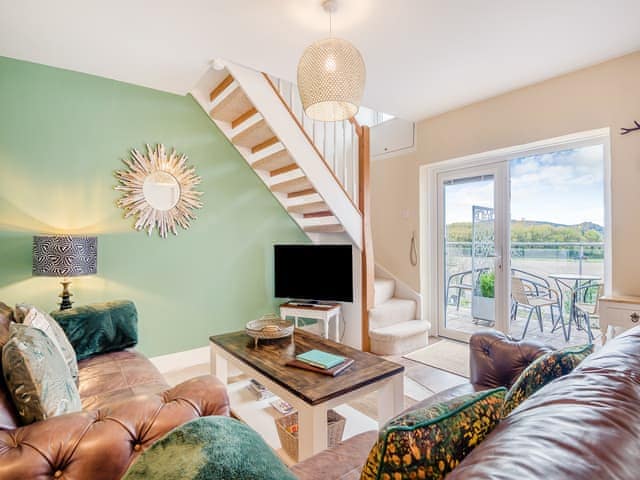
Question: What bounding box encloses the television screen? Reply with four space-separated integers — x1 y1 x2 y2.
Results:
274 244 353 302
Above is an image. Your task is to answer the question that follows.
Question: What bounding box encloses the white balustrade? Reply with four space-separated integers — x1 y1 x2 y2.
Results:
269 75 360 207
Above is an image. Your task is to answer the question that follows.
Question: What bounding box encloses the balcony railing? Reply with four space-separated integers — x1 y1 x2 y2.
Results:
446 241 604 277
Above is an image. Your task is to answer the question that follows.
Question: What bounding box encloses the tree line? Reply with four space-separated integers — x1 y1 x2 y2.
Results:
446 221 603 243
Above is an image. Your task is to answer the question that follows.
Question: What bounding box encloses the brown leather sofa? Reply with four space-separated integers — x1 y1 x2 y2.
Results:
0 308 230 480
293 327 640 480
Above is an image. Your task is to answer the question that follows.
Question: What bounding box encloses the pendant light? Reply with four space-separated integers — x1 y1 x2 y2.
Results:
297 0 366 122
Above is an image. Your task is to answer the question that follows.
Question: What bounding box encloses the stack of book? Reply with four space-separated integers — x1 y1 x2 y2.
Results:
287 349 354 376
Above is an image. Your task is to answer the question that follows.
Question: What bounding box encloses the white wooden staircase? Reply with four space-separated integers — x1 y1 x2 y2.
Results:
191 62 363 248
191 60 377 350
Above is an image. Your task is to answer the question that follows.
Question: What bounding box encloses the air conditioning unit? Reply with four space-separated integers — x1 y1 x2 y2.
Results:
370 118 415 159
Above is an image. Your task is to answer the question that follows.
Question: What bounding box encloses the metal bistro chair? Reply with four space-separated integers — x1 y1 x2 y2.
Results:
446 269 473 311
572 283 603 343
511 276 564 341
510 269 557 320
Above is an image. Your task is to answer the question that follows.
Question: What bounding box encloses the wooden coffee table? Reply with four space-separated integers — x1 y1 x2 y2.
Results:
210 329 404 462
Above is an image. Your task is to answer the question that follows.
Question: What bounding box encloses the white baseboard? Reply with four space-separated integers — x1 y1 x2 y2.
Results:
150 346 210 373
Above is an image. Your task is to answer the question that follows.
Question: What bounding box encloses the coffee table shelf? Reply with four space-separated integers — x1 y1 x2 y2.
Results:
226 379 378 466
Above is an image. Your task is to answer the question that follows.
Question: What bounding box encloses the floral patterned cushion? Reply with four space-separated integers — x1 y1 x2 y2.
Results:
502 343 594 416
360 387 506 480
2 323 82 425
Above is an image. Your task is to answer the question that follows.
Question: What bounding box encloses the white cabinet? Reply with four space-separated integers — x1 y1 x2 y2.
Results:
599 296 640 344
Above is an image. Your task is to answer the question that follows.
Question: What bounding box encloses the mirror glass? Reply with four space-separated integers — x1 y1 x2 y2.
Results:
142 171 180 211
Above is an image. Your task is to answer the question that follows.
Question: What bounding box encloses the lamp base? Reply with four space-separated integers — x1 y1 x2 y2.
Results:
59 279 74 311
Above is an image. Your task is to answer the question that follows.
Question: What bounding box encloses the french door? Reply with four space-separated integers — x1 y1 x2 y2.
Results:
427 131 609 345
436 163 510 342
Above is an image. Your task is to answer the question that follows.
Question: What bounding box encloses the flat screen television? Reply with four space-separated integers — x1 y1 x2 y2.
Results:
274 244 353 302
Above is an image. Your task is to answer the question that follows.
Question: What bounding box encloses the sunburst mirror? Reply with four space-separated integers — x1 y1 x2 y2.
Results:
114 144 203 238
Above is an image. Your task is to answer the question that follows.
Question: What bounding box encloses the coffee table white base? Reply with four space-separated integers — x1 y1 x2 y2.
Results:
211 342 404 463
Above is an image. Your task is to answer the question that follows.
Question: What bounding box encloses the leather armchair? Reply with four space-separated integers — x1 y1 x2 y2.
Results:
469 329 553 389
0 375 229 480
292 330 552 480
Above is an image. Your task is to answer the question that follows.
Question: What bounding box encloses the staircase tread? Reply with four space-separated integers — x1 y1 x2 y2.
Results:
304 224 344 233
371 297 417 309
287 201 329 214
251 148 291 171
370 320 430 338
303 210 333 218
270 163 299 177
232 119 275 149
271 176 313 193
210 86 254 123
232 107 259 129
209 74 234 102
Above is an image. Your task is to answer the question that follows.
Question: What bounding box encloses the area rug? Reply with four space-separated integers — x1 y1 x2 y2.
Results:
403 340 470 378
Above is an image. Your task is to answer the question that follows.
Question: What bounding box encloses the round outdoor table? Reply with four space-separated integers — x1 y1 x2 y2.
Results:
548 273 601 339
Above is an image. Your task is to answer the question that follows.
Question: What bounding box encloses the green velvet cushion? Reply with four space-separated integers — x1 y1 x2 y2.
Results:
2 323 82 425
15 304 79 385
502 343 594 416
51 300 138 361
122 416 297 480
361 387 506 480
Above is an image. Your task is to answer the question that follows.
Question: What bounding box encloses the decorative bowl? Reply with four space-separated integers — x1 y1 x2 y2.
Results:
246 315 294 347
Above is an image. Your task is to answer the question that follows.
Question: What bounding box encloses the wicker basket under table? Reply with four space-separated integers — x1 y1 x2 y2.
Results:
275 409 346 461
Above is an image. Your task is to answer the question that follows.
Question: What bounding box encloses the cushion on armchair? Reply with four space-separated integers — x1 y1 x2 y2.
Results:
360 387 506 480
15 304 79 385
502 343 594 416
51 300 138 361
122 416 297 480
2 323 82 424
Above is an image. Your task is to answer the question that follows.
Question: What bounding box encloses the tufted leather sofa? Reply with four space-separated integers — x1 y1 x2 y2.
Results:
294 327 640 479
0 305 230 480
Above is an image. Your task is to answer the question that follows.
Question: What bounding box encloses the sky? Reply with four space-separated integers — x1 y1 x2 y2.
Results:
445 144 605 226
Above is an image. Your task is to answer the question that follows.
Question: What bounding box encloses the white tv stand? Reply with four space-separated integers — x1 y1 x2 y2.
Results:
279 302 342 342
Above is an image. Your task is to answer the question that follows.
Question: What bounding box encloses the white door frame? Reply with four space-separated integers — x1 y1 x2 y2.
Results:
420 128 612 340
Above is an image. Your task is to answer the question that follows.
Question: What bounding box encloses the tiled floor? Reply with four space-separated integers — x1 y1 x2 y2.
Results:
446 306 598 348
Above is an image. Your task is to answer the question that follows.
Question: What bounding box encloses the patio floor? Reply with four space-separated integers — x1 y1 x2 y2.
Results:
445 305 598 348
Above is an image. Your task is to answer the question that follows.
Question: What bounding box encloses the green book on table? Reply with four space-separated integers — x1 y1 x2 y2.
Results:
296 349 345 369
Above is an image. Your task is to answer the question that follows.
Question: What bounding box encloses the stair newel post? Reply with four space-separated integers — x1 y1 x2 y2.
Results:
358 124 374 352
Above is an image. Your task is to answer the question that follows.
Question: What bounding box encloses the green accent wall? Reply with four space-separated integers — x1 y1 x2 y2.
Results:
0 56 308 357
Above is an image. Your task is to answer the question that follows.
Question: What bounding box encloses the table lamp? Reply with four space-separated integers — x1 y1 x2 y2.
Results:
32 235 98 310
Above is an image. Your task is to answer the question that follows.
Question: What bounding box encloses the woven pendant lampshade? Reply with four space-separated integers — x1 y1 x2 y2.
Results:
297 1 366 122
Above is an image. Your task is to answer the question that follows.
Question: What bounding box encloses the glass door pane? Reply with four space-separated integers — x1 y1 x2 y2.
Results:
441 174 497 340
508 144 605 347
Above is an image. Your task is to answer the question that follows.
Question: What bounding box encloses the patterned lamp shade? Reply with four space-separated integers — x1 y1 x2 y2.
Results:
32 235 98 278
297 37 366 122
